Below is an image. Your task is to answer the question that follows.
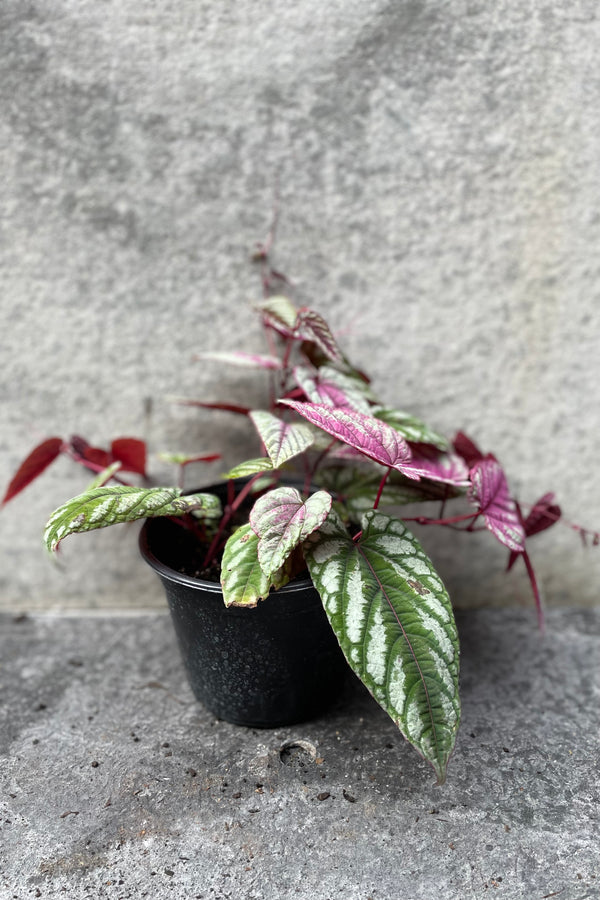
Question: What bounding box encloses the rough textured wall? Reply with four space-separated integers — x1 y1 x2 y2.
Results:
1 0 599 610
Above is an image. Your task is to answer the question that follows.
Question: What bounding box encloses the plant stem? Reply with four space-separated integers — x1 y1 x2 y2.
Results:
202 474 265 569
373 469 391 511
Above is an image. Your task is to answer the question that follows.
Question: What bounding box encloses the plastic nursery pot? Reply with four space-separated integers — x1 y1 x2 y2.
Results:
138 488 349 728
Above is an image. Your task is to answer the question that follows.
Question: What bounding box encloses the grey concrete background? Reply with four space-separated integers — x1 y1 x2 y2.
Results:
1 0 600 610
1 608 599 899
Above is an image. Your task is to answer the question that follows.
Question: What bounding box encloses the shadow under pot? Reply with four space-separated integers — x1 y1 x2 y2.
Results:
139 502 349 728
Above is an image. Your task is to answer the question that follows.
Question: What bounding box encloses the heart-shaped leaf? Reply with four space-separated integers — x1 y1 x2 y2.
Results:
304 509 460 784
280 401 419 479
468 458 525 552
294 365 372 415
374 407 449 451
2 437 63 505
249 410 314 468
44 487 222 553
249 486 332 577
221 523 290 607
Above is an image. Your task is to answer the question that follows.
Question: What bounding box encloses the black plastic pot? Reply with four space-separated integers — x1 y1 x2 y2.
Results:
139 489 349 728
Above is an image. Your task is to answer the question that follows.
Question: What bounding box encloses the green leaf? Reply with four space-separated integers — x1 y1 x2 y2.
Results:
249 486 332 577
44 487 222 553
249 410 314 468
304 509 460 783
254 296 298 329
222 457 274 479
373 406 449 451
221 523 290 607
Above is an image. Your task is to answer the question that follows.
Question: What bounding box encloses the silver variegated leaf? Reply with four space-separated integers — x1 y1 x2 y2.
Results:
249 410 314 468
222 457 274 479
254 296 298 330
44 487 222 553
195 351 282 370
221 523 290 607
304 509 460 784
249 486 332 577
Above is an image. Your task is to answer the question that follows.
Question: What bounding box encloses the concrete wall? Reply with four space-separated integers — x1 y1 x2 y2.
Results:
1 0 599 611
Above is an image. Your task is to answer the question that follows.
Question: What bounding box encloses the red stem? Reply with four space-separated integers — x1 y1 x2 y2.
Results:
373 469 391 511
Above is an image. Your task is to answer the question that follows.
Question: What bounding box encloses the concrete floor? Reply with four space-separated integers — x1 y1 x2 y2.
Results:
1 608 598 900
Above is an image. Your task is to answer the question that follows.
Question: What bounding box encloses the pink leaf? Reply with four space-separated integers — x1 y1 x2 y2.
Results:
110 438 147 476
281 400 419 479
249 486 332 577
452 431 485 468
293 365 372 414
468 458 526 552
404 447 470 486
2 437 64 505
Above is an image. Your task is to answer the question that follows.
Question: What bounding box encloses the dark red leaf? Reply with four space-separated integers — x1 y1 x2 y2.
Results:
2 437 63 505
507 494 561 571
176 400 251 416
452 431 485 468
111 438 147 476
522 492 561 538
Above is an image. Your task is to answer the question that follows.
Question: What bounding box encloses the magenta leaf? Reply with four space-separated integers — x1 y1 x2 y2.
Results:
294 308 344 362
452 432 485 468
281 401 419 479
2 437 64 505
293 365 372 414
403 447 470 487
195 351 282 370
468 458 526 552
249 486 332 577
110 438 147 476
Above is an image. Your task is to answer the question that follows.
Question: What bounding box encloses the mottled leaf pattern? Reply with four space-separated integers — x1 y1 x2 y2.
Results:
304 509 460 783
44 487 222 553
404 450 470 487
249 486 332 576
373 407 449 451
280 401 419 478
316 467 445 522
221 523 290 607
294 365 372 414
249 410 314 468
468 458 526 552
222 457 274 479
294 308 344 362
254 296 298 331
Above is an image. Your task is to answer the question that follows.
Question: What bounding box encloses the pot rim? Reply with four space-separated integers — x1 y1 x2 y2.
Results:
138 505 316 597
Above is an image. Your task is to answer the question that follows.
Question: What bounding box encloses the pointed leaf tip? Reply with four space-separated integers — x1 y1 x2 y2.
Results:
43 486 221 553
280 401 419 478
304 509 460 783
3 438 63 505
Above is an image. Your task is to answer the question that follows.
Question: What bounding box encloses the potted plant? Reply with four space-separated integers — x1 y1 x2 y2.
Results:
3 261 595 786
